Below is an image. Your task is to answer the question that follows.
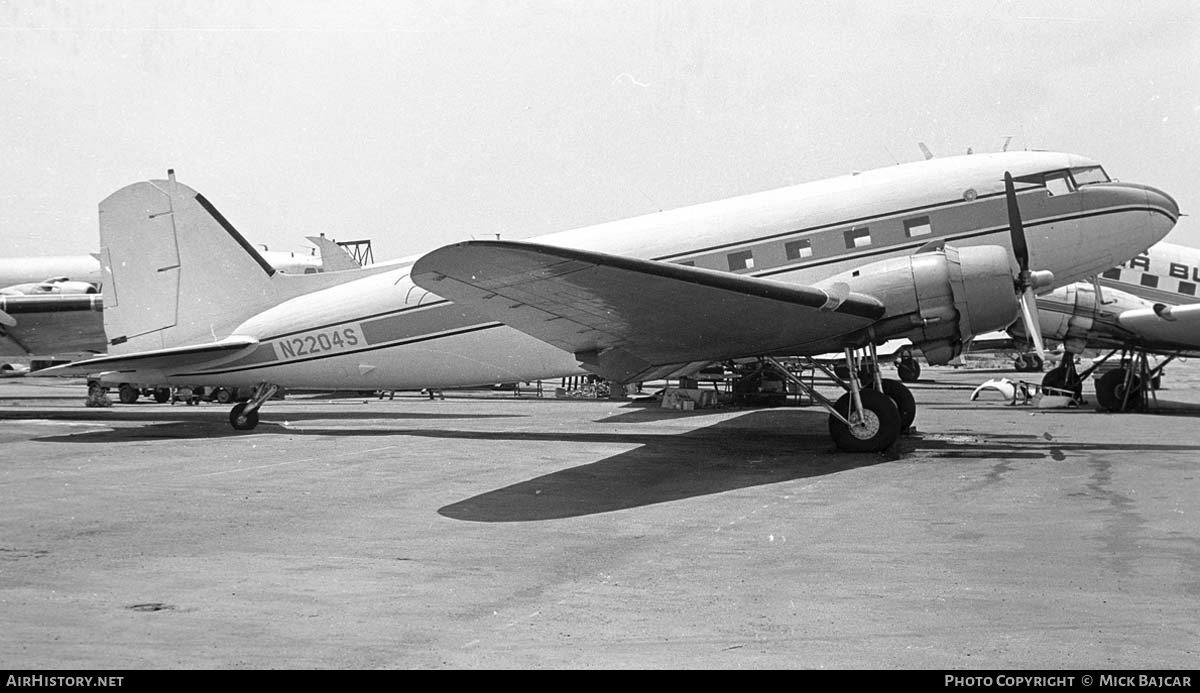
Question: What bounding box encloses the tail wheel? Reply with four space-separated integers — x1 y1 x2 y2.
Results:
1095 369 1144 412
865 378 916 432
828 389 901 452
896 359 920 383
229 402 260 430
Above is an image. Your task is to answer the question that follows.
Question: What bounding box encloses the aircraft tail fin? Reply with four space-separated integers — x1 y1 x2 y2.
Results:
305 235 363 271
99 174 376 354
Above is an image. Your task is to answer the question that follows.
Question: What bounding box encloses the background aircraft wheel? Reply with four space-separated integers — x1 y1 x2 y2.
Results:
1095 369 1144 412
229 402 259 430
117 383 139 404
1041 368 1082 401
896 359 920 383
153 387 170 403
865 378 916 432
828 389 901 452
213 388 233 404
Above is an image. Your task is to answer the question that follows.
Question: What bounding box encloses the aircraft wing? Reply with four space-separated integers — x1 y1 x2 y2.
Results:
1116 303 1200 350
411 240 886 382
0 294 106 358
31 336 259 378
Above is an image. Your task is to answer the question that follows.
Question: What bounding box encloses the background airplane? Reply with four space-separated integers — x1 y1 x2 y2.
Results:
39 152 1178 451
1004 240 1200 411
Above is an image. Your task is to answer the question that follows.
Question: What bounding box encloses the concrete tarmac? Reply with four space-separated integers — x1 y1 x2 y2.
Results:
1 363 1198 669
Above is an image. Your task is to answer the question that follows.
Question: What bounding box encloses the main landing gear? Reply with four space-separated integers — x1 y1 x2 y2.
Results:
228 383 279 430
766 343 915 453
1040 355 1084 404
1092 349 1174 413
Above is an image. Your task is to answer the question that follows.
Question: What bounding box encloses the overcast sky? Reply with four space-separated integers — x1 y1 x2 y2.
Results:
2 0 1198 260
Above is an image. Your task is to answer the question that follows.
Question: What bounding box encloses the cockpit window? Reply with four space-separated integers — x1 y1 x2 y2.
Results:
1070 165 1110 186
1043 171 1074 196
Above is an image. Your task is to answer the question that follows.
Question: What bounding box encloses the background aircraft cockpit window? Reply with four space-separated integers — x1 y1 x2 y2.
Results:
1043 171 1075 196
1070 166 1110 186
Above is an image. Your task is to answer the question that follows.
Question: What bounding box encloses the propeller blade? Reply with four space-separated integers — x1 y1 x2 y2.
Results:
1004 172 1030 273
1018 286 1047 363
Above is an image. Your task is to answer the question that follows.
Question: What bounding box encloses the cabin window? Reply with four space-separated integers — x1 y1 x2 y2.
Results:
904 216 932 238
1043 171 1074 196
727 250 754 271
843 227 871 249
1140 274 1159 289
1179 281 1196 296
784 238 813 260
1101 268 1122 280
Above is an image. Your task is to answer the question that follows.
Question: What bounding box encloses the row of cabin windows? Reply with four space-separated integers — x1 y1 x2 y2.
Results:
1101 267 1197 296
721 215 934 271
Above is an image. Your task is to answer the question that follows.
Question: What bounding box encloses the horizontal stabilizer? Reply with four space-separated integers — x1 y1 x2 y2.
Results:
32 336 259 378
412 240 885 382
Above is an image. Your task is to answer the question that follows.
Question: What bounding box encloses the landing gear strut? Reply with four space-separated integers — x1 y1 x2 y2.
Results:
228 382 279 430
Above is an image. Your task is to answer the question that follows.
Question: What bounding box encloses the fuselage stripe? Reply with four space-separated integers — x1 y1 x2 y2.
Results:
173 322 504 377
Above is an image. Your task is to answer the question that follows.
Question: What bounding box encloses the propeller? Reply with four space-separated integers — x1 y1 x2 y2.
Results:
1004 171 1054 364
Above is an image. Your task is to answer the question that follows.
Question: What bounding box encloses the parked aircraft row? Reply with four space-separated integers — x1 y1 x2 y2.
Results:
34 153 1179 451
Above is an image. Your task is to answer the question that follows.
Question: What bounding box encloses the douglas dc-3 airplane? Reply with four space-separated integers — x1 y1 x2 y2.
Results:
1013 240 1200 411
40 153 1179 451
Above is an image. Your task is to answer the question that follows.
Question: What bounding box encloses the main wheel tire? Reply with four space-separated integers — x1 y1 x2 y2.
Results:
117 383 139 404
229 402 260 430
1095 369 1144 412
896 359 920 383
866 378 916 432
828 389 902 452
153 387 170 403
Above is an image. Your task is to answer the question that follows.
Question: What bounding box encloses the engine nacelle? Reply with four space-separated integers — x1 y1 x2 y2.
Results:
1009 282 1147 353
817 245 1019 364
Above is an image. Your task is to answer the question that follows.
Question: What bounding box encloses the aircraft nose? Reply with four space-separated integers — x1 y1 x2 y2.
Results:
1143 184 1180 222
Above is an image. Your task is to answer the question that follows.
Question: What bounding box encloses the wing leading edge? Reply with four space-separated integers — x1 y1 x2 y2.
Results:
411 240 886 382
1116 302 1200 352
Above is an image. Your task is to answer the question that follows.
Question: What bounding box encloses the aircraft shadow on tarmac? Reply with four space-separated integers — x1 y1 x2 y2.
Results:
437 408 889 522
